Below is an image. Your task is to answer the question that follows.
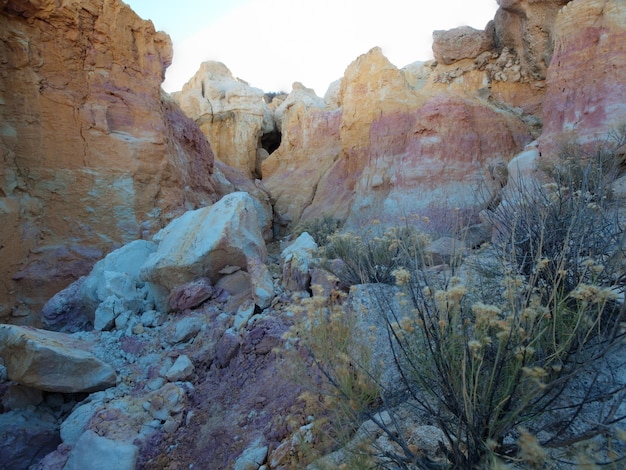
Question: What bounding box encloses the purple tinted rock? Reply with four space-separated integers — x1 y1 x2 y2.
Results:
29 444 72 470
0 410 62 469
120 335 146 356
41 277 90 332
168 278 214 312
216 329 240 368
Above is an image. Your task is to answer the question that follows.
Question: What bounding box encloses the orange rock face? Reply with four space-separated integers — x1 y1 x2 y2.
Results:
539 0 626 155
0 0 218 322
262 83 341 228
264 48 533 231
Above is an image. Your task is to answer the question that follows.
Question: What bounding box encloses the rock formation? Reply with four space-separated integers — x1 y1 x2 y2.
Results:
432 26 494 65
140 192 274 310
539 0 626 155
173 61 276 178
263 47 533 231
261 83 341 229
2 0 626 468
0 0 226 324
493 0 571 81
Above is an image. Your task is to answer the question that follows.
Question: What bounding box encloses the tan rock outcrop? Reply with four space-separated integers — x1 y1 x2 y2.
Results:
261 82 340 228
0 0 219 322
0 324 117 392
539 0 626 155
173 61 275 178
432 26 494 65
494 0 571 81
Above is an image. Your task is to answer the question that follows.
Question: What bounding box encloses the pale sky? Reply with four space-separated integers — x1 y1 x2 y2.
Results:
125 0 499 96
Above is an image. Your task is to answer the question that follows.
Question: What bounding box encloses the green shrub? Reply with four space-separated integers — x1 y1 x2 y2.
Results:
323 224 431 285
294 215 343 247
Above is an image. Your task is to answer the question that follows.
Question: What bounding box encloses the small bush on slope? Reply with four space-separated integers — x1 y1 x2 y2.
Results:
323 222 431 285
294 214 343 247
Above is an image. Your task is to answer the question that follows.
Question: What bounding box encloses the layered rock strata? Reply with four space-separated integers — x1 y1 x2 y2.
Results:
263 47 533 231
0 0 220 322
539 0 626 155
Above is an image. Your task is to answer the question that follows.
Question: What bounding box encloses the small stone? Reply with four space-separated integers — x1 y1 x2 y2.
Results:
11 304 30 317
64 430 138 470
167 278 214 311
234 441 268 470
165 355 194 382
167 316 203 344
233 300 255 330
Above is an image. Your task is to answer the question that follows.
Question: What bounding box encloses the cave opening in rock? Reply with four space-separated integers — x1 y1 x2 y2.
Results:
261 129 282 155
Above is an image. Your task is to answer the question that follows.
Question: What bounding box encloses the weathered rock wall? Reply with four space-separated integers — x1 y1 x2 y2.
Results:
263 47 534 231
0 0 219 322
173 61 275 179
494 0 571 81
539 0 626 155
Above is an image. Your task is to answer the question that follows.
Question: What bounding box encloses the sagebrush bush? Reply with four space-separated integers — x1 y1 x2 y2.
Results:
323 223 431 285
294 215 343 247
291 131 626 469
539 125 626 194
285 287 380 468
489 129 626 298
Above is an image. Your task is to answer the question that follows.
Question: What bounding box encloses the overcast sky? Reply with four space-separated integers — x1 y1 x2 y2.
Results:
125 0 499 96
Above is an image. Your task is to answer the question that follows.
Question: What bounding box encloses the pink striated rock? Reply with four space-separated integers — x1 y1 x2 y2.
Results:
273 48 533 231
344 94 532 229
539 0 626 155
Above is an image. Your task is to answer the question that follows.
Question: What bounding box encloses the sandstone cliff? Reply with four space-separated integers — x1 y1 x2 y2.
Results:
172 61 276 179
0 0 220 322
539 0 626 154
262 46 534 232
257 0 626 232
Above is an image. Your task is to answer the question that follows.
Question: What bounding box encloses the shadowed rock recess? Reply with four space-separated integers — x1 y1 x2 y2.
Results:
1 0 626 469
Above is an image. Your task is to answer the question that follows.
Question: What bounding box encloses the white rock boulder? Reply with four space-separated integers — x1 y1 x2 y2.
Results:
64 430 138 470
78 239 165 329
281 232 318 291
141 192 274 309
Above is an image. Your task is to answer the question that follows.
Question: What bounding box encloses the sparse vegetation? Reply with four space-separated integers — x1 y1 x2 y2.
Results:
323 223 431 285
294 214 343 247
291 131 626 469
